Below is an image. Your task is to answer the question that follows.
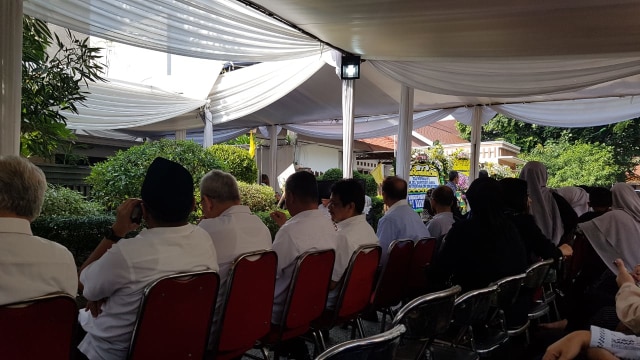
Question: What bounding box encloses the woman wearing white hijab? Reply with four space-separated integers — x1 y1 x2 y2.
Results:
519 161 564 245
579 183 640 273
556 187 590 217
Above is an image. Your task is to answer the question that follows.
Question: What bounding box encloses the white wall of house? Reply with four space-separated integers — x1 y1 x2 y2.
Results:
297 143 341 173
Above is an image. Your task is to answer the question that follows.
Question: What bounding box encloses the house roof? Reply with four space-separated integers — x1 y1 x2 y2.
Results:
359 119 467 151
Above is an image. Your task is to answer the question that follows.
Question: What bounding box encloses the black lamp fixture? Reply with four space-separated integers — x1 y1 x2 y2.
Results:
341 55 361 80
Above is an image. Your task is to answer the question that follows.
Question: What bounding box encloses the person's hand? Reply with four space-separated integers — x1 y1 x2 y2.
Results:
85 298 107 318
270 211 287 227
632 264 640 283
543 330 591 360
112 198 142 238
614 259 636 287
559 244 573 257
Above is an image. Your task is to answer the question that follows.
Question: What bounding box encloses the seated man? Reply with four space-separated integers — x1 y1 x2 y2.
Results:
0 155 77 305
77 157 218 360
198 169 272 336
425 185 456 240
326 179 379 307
269 171 337 323
377 176 430 263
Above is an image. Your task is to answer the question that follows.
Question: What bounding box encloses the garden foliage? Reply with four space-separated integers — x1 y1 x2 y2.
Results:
41 184 103 217
207 145 258 184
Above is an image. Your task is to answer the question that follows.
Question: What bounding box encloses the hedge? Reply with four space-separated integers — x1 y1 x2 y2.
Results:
238 182 277 212
207 145 258 184
41 184 103 217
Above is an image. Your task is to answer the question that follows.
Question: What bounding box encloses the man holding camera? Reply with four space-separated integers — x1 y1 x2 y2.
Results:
77 157 218 360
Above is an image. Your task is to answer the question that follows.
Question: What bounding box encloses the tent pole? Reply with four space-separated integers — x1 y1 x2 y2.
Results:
342 79 355 179
269 125 278 193
175 129 187 140
469 106 482 181
396 85 414 181
202 108 213 148
0 0 23 156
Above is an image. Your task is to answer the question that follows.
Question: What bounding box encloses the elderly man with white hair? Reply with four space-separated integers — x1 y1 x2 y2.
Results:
0 155 77 305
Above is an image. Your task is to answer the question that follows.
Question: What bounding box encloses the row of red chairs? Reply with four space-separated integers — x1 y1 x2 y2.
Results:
0 237 438 360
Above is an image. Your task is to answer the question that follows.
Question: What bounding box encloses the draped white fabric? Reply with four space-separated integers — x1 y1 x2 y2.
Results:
23 0 323 62
63 80 208 130
207 55 326 125
370 56 640 97
283 110 452 140
450 107 497 126
491 97 640 128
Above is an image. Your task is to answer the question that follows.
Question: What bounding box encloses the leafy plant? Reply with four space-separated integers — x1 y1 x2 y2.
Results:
238 182 277 212
370 196 384 232
41 184 104 217
207 144 258 183
254 210 289 240
21 16 106 158
318 168 378 197
32 215 116 266
87 139 222 210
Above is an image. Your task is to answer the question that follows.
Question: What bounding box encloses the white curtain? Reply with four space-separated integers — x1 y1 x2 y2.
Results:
63 79 207 130
24 0 322 62
370 56 640 97
451 107 497 125
491 96 640 127
208 55 326 125
283 109 452 140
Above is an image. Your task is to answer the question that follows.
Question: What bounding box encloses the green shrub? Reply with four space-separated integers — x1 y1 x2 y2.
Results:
318 168 378 197
370 196 384 232
87 139 222 210
238 182 276 212
41 184 104 217
32 215 116 266
207 144 257 184
255 210 289 240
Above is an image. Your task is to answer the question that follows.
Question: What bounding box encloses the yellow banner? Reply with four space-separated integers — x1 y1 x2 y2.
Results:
409 163 438 177
249 132 255 158
453 158 470 175
371 163 384 184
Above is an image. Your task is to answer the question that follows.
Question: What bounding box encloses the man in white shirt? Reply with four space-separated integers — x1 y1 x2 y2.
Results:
377 176 430 264
198 169 272 340
269 171 337 322
426 185 456 240
77 157 218 360
326 179 379 307
0 155 77 306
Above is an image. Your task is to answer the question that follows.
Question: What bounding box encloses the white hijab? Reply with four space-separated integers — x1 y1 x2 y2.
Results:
556 186 590 217
519 161 564 245
579 183 640 273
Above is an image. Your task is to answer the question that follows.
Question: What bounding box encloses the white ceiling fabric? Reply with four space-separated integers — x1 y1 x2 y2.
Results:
207 54 327 126
23 0 323 61
63 79 210 130
369 56 640 97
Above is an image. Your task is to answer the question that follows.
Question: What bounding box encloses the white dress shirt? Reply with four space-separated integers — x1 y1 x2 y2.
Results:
198 205 272 338
271 209 337 323
0 218 77 305
326 214 379 307
426 212 455 239
376 200 430 264
78 224 218 360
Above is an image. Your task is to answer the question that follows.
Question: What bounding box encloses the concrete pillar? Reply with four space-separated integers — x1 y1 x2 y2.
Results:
0 0 23 156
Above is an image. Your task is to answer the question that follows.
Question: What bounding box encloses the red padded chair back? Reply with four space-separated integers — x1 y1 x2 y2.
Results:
372 240 414 308
128 271 219 360
283 249 335 331
215 250 278 360
0 294 77 360
406 237 437 298
336 245 381 319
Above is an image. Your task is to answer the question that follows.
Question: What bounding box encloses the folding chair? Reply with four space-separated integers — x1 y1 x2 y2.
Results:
259 249 335 360
316 324 406 360
490 274 529 340
524 259 554 323
128 270 219 360
433 285 502 358
0 293 77 360
312 244 381 351
391 285 462 360
368 239 414 333
210 250 278 360
406 237 438 299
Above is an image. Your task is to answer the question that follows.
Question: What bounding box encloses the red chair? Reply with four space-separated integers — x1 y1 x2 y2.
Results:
367 239 414 334
0 293 77 360
312 244 381 351
259 249 335 359
210 250 278 360
128 270 219 360
406 237 437 299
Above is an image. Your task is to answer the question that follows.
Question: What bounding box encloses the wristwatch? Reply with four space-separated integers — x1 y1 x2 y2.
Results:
105 227 123 243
